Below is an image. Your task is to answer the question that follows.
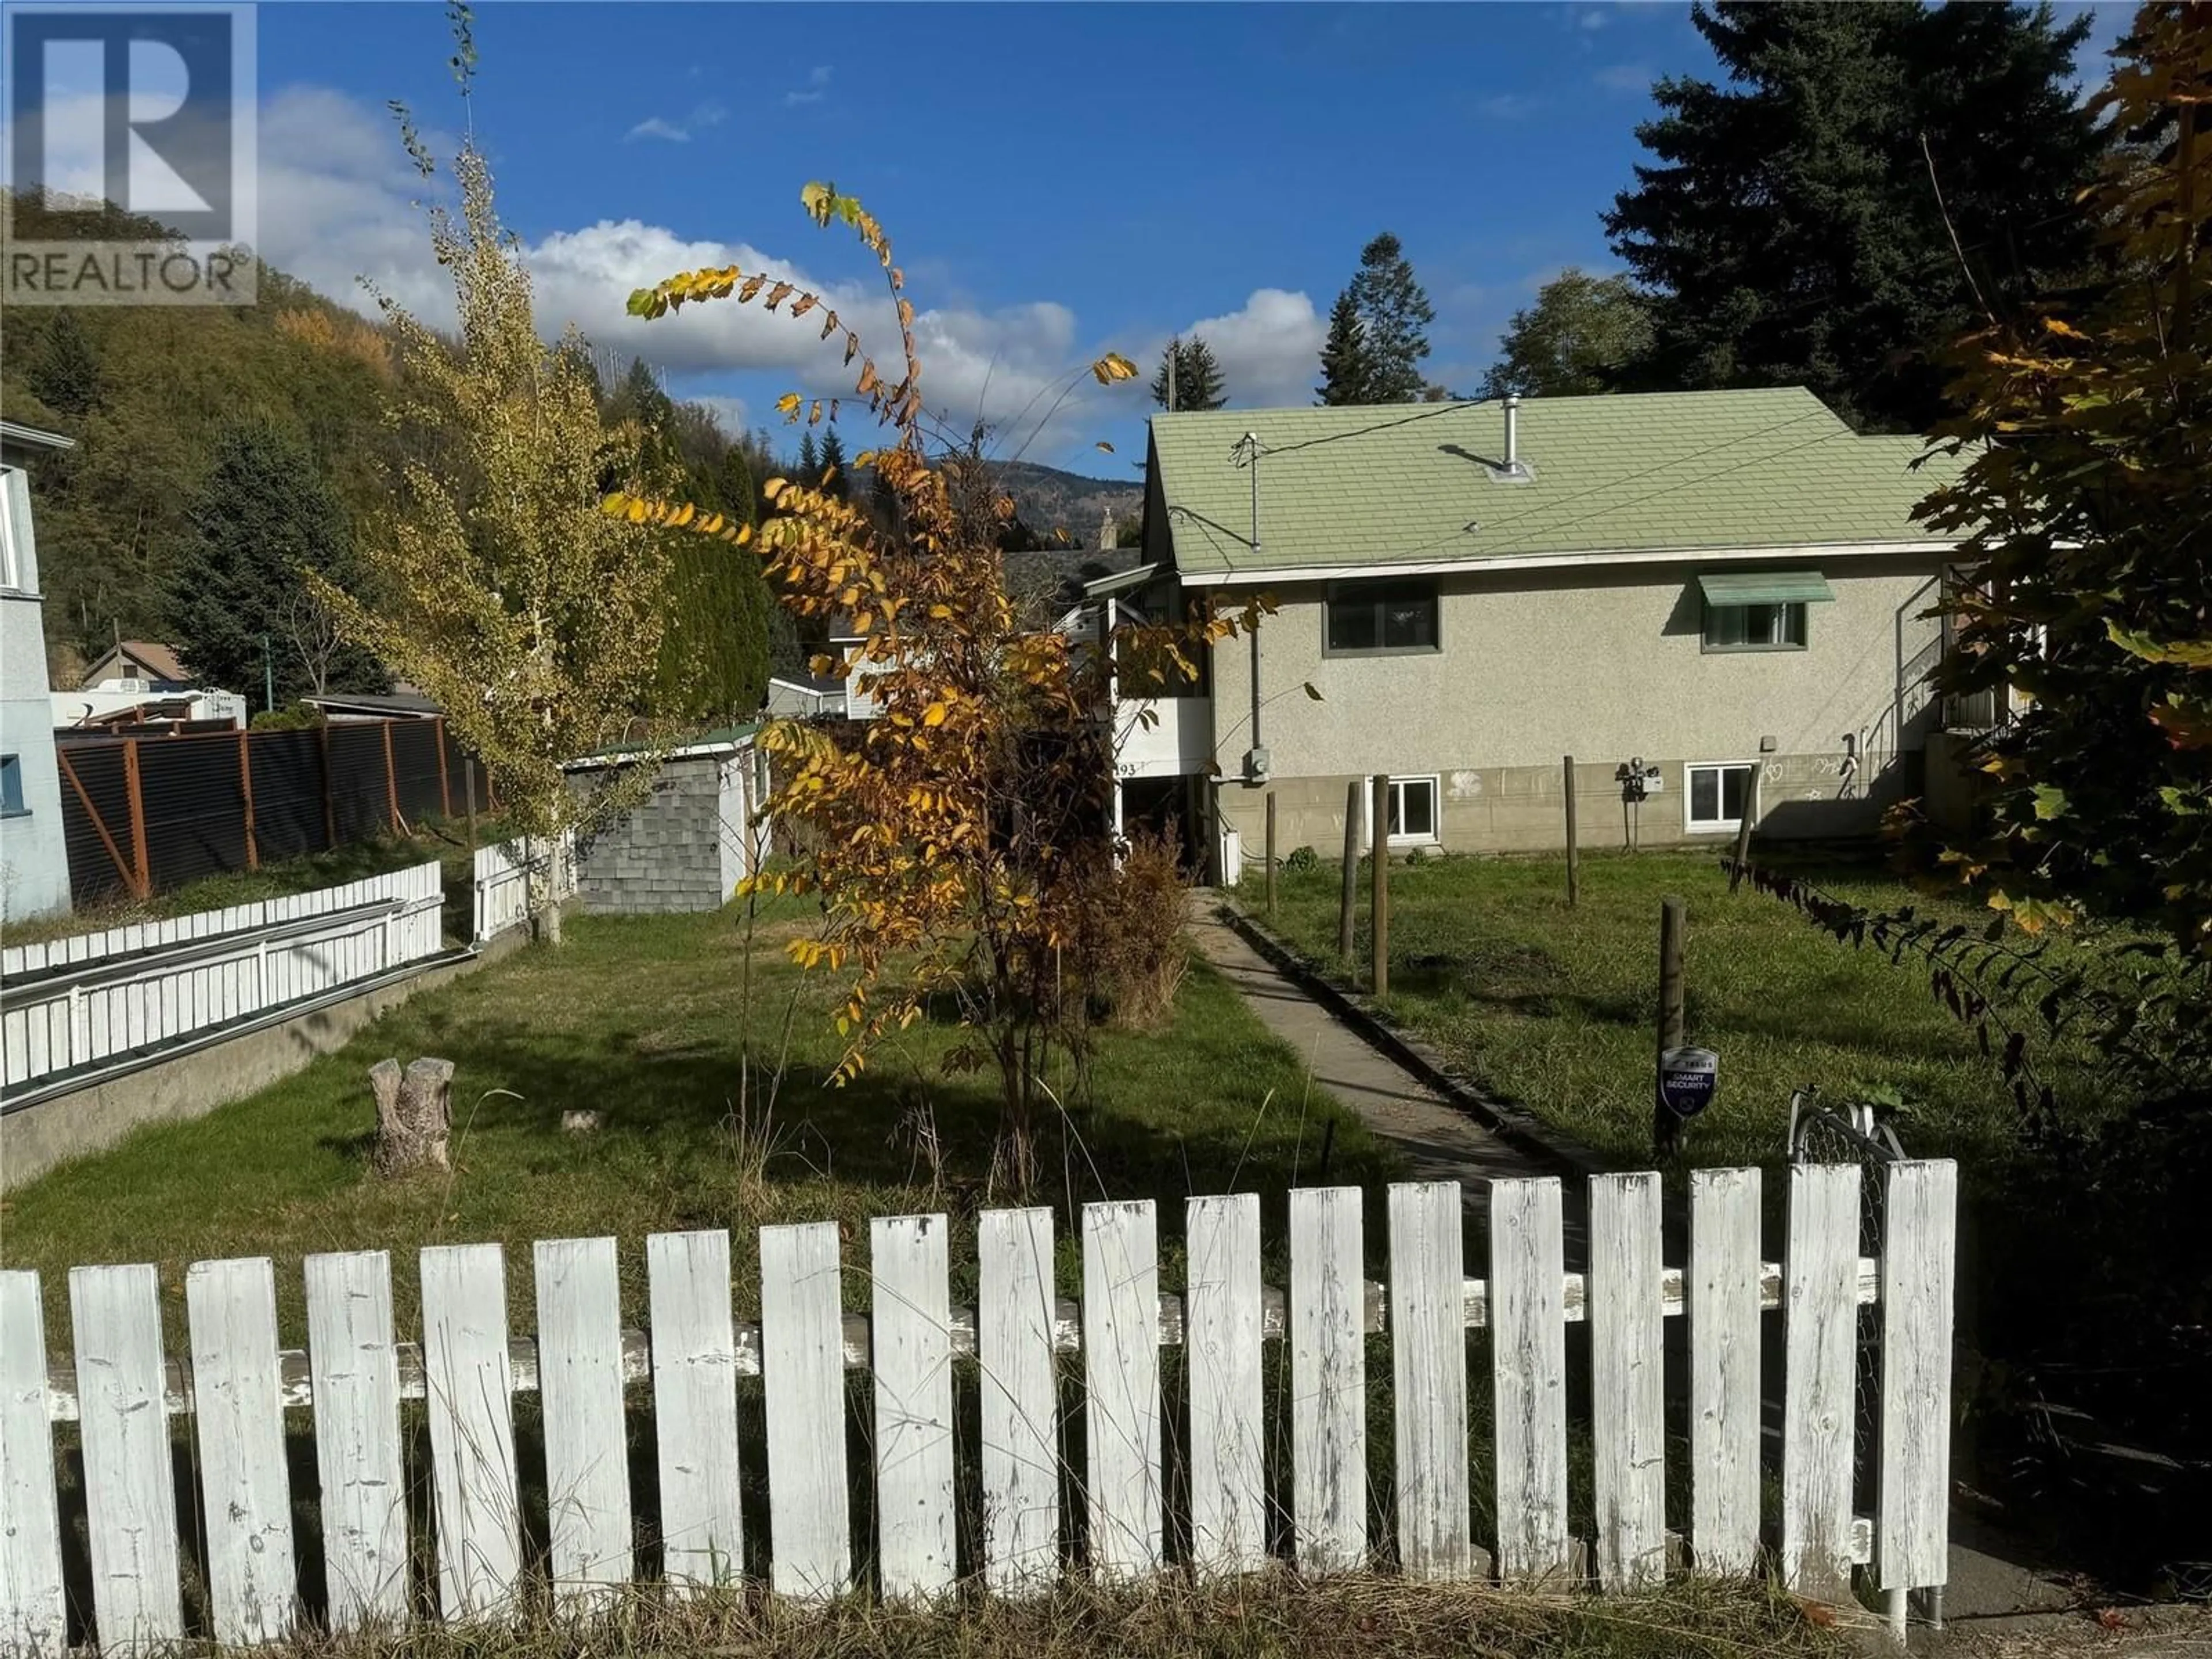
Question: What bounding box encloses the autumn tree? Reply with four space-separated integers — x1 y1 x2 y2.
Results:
316 111 669 945
1914 1 2211 970
610 184 1265 1192
1480 268 1653 399
1151 335 1227 411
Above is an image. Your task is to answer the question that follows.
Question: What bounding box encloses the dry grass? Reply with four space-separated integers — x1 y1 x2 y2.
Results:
275 1573 1855 1659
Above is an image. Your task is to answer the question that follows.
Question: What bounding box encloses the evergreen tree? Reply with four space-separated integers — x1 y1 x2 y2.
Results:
1604 0 2105 431
1150 336 1228 411
817 426 850 499
1316 291 1375 406
717 444 757 524
1347 232 1435 403
169 421 387 703
796 427 820 486
26 309 101 417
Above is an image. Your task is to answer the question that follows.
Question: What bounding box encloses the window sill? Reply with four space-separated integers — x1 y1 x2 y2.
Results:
0 809 30 821
1685 821 1744 836
1321 645 1444 660
1700 641 1808 655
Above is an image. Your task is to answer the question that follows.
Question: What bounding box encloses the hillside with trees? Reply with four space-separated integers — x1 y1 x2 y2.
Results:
0 203 779 717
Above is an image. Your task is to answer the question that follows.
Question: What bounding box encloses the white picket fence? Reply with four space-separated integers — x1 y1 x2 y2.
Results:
0 1164 1956 1655
0 863 445 1094
471 834 577 945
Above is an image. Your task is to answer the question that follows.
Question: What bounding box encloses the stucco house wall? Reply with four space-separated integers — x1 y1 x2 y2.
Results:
1206 554 1944 858
0 464 71 921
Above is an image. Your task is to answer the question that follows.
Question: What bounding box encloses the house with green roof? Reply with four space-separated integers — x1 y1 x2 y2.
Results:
1115 386 1975 867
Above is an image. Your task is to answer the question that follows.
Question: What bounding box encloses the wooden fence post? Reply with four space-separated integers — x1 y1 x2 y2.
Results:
1563 754 1579 907
1655 895 1686 1157
239 730 258 872
464 756 480 852
1371 774 1390 999
318 722 338 851
1337 781 1359 960
1729 798 1754 893
1264 793 1278 921
382 722 401 836
434 718 452 819
122 738 151 899
57 747 138 902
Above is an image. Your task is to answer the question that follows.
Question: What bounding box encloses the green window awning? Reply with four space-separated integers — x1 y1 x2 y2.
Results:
1698 570 1836 607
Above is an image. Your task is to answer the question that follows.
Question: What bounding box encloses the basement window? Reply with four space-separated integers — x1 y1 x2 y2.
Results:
1384 775 1440 846
1685 762 1756 834
1325 578 1440 656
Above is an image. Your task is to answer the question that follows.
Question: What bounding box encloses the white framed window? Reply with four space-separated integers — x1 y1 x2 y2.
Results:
1684 762 1758 834
0 470 21 592
1371 774 1441 846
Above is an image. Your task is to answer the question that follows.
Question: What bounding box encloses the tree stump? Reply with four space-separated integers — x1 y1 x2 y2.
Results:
370 1056 455 1176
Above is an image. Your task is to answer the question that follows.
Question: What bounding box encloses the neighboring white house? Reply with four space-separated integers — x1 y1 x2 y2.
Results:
1128 388 1978 870
0 421 76 921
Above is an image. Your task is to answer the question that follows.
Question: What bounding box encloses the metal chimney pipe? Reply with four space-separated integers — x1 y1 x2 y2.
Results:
1503 393 1521 471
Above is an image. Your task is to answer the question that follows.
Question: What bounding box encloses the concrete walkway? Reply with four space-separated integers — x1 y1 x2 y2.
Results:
1187 906 1551 1219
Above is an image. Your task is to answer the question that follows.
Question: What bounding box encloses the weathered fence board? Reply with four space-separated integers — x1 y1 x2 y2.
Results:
533 1237 632 1605
421 1243 521 1620
1291 1185 1366 1574
646 1230 743 1589
0 1272 64 1657
1689 1167 1763 1577
1185 1192 1265 1579
760 1222 850 1601
1782 1163 1862 1601
872 1215 957 1601
978 1207 1058 1594
1589 1172 1665 1592
1877 1160 1957 1595
1 1165 1960 1656
70 1264 184 1653
304 1251 408 1628
1388 1181 1471 1581
185 1257 297 1645
1082 1199 1161 1581
1491 1177 1570 1585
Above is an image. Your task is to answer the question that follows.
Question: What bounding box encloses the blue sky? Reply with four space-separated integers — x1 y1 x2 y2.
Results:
239 0 2132 477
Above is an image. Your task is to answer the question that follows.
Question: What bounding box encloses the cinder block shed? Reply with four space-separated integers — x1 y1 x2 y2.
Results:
564 726 768 915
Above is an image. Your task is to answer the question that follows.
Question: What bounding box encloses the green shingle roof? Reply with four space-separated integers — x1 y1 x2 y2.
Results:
1150 387 1965 579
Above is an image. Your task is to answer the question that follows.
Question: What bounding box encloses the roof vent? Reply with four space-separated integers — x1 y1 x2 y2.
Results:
1487 393 1534 484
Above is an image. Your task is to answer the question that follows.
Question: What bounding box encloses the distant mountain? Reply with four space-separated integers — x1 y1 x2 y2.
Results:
990 459 1143 548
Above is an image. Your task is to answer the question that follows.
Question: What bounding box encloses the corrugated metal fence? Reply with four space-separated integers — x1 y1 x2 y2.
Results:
52 720 491 907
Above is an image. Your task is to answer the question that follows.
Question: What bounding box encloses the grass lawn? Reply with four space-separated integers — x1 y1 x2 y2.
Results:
1240 847 2123 1174
2 900 1399 1345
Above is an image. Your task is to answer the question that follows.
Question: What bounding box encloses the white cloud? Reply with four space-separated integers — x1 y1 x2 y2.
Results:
1177 289 1328 410
244 86 1137 454
1594 62 1653 93
623 102 726 143
1476 92 1542 120
785 65 832 107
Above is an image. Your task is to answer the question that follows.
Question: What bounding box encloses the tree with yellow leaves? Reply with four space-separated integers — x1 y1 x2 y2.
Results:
315 100 671 945
609 183 1263 1192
